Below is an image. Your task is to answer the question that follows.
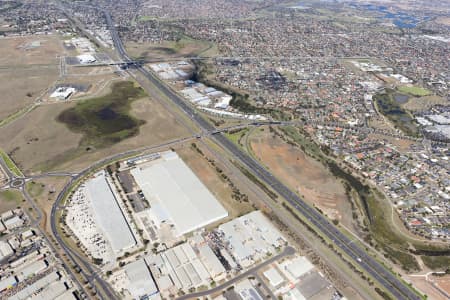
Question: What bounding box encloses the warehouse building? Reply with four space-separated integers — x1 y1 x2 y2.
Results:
123 259 158 299
218 211 286 267
263 267 284 288
77 54 96 64
50 87 76 100
146 241 223 293
130 151 228 237
278 256 314 281
85 172 137 256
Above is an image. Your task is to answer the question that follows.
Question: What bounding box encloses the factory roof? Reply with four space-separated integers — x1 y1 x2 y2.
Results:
285 256 314 279
10 271 59 300
86 172 136 254
263 267 284 287
130 152 228 236
0 276 17 291
124 259 158 298
198 244 225 277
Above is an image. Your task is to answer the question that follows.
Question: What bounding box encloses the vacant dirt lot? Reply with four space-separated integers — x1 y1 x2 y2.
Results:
403 95 448 112
407 275 450 300
0 67 59 120
0 35 63 65
177 143 254 222
434 275 450 297
0 103 83 173
0 83 190 174
249 128 354 228
0 35 63 120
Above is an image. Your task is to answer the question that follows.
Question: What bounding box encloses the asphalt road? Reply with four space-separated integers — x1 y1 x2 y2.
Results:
176 246 295 300
103 9 420 300
48 4 421 300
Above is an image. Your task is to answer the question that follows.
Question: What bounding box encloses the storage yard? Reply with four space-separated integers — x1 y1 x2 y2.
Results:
63 151 342 299
66 171 139 264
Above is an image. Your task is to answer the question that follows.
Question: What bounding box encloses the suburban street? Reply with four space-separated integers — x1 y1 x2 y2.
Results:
100 6 420 300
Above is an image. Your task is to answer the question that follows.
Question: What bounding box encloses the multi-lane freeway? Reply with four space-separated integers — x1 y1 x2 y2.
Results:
101 8 420 300
49 3 422 300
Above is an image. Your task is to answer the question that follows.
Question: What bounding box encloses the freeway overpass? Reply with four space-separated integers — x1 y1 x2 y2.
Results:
102 9 420 300
59 3 421 300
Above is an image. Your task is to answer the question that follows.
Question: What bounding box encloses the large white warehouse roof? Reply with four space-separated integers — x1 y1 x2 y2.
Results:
86 172 136 254
131 152 228 236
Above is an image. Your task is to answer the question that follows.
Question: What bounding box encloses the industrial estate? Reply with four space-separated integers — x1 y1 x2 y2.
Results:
0 0 449 300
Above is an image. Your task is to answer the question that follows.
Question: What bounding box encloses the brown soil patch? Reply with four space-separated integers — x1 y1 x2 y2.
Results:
126 38 217 60
368 133 414 152
403 95 448 112
0 35 64 120
0 35 63 66
0 103 83 173
250 129 354 228
434 275 450 296
407 275 450 300
0 67 59 120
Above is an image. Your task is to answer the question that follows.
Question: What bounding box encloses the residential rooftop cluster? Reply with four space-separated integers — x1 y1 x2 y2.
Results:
312 124 450 240
0 2 68 36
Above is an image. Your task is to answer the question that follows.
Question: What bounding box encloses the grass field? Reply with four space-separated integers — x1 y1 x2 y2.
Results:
0 35 63 66
0 67 59 121
177 143 254 221
398 86 431 97
248 128 354 229
0 148 23 177
0 35 63 121
126 35 218 60
26 177 69 232
421 255 450 271
0 189 23 213
57 81 147 148
0 79 190 174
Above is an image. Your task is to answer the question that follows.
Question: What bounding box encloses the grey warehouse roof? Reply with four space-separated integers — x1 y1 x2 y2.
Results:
131 152 228 236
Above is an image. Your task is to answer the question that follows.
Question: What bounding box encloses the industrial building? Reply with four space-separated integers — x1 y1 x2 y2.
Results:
77 54 96 64
263 267 284 288
278 256 314 281
130 151 228 237
145 239 225 294
85 172 137 256
123 259 158 299
50 87 76 100
9 271 76 300
0 241 14 260
218 211 286 267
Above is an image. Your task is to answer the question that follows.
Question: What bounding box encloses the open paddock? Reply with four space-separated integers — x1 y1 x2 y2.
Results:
0 80 190 174
0 34 64 66
249 128 354 229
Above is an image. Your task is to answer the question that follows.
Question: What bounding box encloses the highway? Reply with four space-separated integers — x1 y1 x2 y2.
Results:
102 8 420 300
49 3 421 299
